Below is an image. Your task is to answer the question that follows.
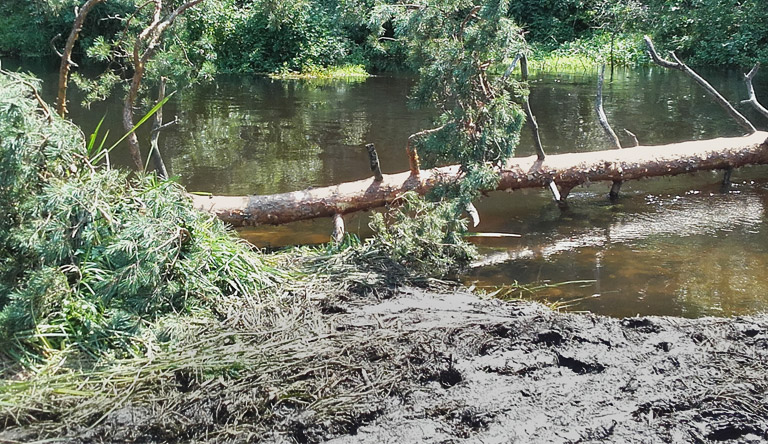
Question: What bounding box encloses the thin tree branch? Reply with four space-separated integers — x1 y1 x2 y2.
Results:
458 5 481 41
624 129 639 147
56 0 106 117
520 54 546 161
149 77 169 179
596 64 621 149
644 36 755 134
741 63 768 119
501 53 522 82
3 70 54 123
50 34 64 58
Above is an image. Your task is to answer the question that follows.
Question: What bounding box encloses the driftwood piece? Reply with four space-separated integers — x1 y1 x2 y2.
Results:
742 63 768 119
644 36 756 134
595 64 621 150
191 132 768 227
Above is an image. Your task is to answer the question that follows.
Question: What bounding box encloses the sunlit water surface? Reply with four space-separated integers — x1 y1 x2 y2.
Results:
7 57 768 317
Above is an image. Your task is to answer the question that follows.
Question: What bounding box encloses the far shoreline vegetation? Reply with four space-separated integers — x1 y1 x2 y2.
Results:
2 1 767 81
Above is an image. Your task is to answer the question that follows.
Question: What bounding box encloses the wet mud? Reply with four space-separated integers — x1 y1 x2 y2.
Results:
2 288 767 443
315 289 768 443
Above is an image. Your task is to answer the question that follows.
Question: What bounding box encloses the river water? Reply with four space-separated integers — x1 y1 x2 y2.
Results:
6 57 768 318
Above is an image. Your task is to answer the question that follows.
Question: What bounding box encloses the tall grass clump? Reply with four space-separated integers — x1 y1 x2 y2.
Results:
0 70 283 369
529 32 648 71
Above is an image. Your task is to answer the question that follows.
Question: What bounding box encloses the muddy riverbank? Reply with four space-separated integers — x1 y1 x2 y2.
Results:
317 289 768 443
2 287 766 443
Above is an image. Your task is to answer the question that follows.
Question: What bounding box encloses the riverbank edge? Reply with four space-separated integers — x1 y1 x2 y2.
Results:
2 285 766 443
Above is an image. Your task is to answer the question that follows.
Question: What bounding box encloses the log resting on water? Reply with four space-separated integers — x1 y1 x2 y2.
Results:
192 132 768 227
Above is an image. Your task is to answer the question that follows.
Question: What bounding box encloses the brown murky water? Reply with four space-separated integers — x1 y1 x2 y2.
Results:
6 57 768 317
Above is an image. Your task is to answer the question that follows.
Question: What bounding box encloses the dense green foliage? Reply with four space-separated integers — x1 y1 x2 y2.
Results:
0 0 386 76
3 0 768 73
385 0 526 171
643 0 768 66
368 192 475 276
0 71 281 364
367 0 528 267
186 0 377 73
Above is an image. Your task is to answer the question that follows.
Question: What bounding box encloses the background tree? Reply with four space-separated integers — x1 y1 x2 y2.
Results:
643 0 768 66
64 0 211 171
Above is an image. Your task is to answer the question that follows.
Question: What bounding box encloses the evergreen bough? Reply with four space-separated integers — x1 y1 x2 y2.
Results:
367 0 527 269
0 71 281 367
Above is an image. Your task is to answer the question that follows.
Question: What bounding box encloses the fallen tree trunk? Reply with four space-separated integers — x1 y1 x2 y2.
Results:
192 132 768 227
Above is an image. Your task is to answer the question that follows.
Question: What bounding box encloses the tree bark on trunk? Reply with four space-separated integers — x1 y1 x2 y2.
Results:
191 132 768 227
56 0 106 117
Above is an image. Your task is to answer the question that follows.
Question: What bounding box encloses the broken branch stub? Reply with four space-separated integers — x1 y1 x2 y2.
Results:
643 36 756 134
465 203 480 227
332 213 345 243
366 143 384 182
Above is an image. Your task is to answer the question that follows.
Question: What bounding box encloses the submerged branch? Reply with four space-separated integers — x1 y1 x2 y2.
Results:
742 63 768 119
520 54 546 161
596 64 621 150
643 36 755 134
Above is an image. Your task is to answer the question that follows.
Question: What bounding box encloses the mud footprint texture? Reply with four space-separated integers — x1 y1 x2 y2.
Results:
2 289 766 443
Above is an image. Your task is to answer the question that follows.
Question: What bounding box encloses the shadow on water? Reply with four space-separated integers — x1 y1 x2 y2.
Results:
5 56 768 317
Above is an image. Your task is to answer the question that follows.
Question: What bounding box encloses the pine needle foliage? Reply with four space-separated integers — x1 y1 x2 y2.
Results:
367 192 475 276
0 71 282 367
366 0 527 272
382 0 527 178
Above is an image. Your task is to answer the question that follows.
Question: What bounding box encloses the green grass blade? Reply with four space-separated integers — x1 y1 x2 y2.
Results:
87 116 106 156
91 92 174 165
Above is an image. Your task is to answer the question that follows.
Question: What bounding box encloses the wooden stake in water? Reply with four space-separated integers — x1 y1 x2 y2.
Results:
332 213 345 243
366 143 383 182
